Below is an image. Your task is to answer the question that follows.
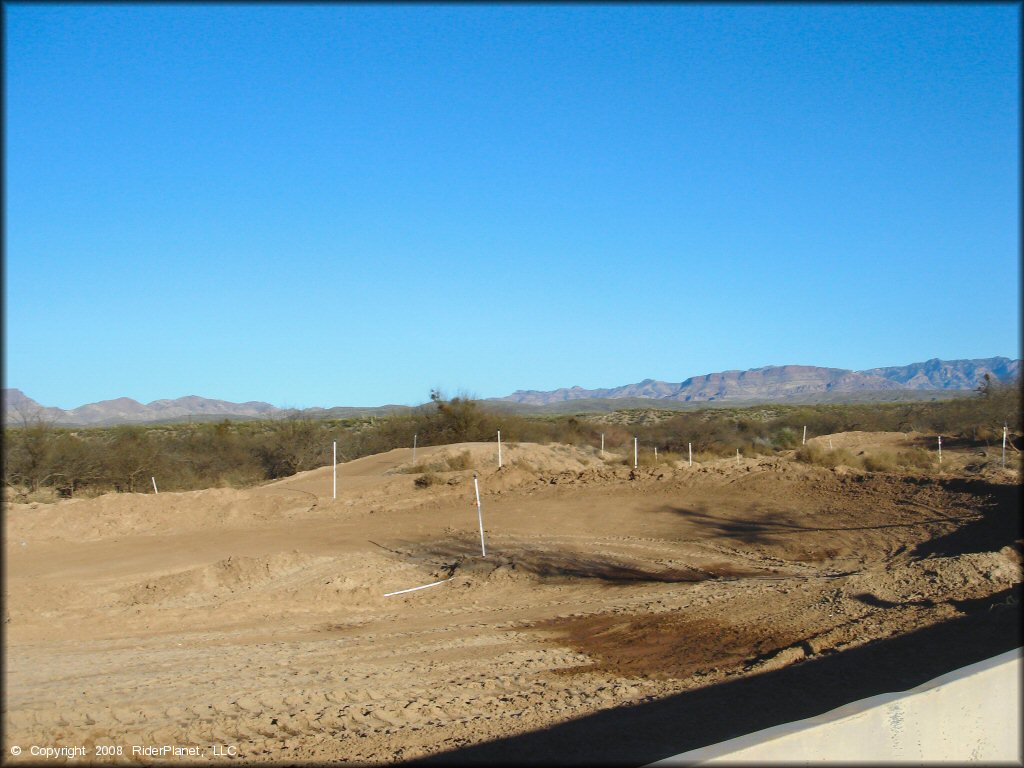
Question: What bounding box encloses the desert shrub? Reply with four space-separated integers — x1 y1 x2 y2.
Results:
794 444 862 469
414 472 441 488
401 462 435 475
862 452 899 472
772 427 799 449
252 417 328 479
896 448 934 470
444 450 474 471
100 425 166 492
2 415 59 491
860 449 933 472
399 450 473 474
631 450 658 467
427 391 491 443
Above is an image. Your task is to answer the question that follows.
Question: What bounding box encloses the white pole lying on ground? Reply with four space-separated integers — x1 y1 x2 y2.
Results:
151 476 158 494
413 433 417 464
1003 425 1007 468
474 473 486 557
384 576 454 598
497 430 502 468
803 426 807 445
938 435 942 464
333 441 337 499
689 442 692 467
634 437 638 469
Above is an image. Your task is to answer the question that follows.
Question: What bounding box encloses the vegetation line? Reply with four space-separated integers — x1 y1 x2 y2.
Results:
3 383 1019 503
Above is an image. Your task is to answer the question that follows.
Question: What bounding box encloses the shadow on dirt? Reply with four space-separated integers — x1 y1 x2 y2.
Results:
658 502 982 550
852 592 937 609
402 586 1021 766
911 479 1021 558
385 538 758 585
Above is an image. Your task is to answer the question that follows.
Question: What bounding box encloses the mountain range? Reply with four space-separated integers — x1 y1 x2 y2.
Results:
495 357 1021 405
3 356 1019 426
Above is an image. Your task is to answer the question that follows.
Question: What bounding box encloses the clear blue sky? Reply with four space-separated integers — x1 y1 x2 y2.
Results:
4 4 1020 409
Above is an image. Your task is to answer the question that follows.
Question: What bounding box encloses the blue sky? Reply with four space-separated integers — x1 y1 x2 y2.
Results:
4 4 1020 409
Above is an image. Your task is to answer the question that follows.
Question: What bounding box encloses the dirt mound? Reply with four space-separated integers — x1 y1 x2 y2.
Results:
4 486 307 543
4 432 1020 765
846 547 1022 606
120 551 321 607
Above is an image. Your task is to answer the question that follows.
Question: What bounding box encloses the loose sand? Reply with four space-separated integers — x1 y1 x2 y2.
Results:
3 436 1021 764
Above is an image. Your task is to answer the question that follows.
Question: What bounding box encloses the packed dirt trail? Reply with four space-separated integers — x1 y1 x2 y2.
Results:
4 435 1021 764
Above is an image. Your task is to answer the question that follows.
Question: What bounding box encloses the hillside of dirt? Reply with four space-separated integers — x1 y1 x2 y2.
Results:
3 435 1021 764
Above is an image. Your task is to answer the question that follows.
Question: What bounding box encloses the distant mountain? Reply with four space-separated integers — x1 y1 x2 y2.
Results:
499 379 681 404
2 390 281 427
493 357 1021 406
673 365 905 401
861 357 1021 390
3 389 66 424
5 356 1019 426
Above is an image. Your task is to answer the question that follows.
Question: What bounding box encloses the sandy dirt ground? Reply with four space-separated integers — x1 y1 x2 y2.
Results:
3 433 1021 765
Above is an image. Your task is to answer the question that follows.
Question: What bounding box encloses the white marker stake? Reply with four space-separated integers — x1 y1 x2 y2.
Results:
384 577 454 598
803 426 807 445
1003 425 1007 468
474 474 486 558
634 437 638 469
151 476 158 494
333 441 337 499
601 433 604 458
688 443 692 467
829 439 833 450
654 446 658 463
497 430 502 468
413 433 417 464
938 435 942 464
736 448 740 466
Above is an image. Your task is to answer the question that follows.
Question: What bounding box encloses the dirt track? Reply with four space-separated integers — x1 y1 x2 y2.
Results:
4 434 1021 764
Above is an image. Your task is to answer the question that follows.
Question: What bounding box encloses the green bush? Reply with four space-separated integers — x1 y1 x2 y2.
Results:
773 427 799 449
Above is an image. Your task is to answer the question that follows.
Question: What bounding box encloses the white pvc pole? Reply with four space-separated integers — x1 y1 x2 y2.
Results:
601 433 604 457
654 446 658 463
802 426 807 445
413 433 417 463
829 439 833 450
151 476 158 494
1003 425 1007 468
474 474 486 557
333 441 337 499
497 430 502 468
384 576 454 598
634 437 638 469
688 443 692 467
938 435 942 464
736 448 740 465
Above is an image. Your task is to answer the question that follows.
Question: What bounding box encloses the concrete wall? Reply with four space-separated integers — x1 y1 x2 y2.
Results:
649 648 1021 764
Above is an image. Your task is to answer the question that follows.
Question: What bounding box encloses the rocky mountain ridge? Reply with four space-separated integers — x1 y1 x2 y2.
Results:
494 357 1020 405
4 356 1018 426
